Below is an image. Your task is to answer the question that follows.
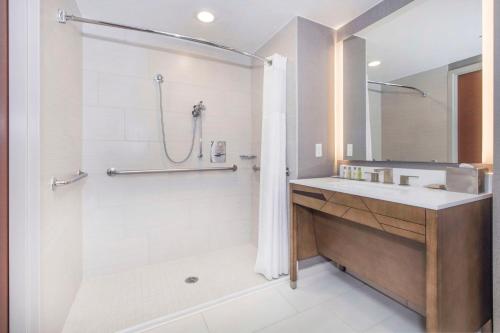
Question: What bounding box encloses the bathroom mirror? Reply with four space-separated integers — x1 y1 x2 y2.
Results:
343 0 483 163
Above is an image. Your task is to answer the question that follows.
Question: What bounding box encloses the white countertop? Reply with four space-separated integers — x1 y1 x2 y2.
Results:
290 177 492 210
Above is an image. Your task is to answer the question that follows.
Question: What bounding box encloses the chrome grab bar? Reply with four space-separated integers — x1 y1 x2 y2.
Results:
51 170 88 190
106 164 238 176
253 165 290 176
240 155 257 160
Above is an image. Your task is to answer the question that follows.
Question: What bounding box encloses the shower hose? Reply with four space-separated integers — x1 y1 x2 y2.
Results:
156 75 200 164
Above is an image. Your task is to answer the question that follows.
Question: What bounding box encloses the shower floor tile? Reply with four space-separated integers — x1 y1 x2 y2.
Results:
63 243 269 333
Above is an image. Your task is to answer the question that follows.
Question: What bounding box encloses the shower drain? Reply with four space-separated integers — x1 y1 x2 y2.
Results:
185 276 199 284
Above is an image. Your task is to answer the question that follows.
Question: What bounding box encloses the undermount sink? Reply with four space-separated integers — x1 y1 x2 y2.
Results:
326 178 412 196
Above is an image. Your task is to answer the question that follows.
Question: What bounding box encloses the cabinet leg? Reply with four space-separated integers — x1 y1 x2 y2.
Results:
290 200 298 290
426 211 439 332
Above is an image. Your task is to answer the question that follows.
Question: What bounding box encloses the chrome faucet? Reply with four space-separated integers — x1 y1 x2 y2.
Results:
399 175 419 186
374 168 394 184
364 172 380 183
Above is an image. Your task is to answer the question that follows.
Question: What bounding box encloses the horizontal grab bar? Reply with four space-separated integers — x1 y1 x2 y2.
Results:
253 165 290 176
51 170 88 190
106 164 238 176
240 155 257 160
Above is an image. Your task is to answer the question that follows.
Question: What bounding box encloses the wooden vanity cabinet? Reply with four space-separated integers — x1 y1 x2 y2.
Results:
290 183 492 333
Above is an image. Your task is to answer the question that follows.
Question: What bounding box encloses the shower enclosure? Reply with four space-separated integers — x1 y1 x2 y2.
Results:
36 6 273 333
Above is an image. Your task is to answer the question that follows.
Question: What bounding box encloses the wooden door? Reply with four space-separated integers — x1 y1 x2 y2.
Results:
458 70 482 163
0 0 8 331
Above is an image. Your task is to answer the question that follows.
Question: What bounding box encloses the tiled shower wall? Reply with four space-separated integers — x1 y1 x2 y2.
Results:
40 0 83 331
82 32 255 277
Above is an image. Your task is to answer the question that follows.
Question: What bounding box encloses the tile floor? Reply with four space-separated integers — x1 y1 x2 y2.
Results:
143 264 425 333
63 244 269 332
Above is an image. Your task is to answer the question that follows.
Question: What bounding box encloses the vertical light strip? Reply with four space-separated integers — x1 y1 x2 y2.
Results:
334 38 344 171
482 0 494 164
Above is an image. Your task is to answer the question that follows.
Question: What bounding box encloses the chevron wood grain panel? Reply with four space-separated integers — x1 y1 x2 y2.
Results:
292 193 326 210
320 202 350 217
330 192 368 211
363 197 426 225
375 214 425 235
381 224 425 243
343 208 383 231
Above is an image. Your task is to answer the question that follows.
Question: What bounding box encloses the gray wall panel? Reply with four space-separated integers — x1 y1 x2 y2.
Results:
343 36 367 160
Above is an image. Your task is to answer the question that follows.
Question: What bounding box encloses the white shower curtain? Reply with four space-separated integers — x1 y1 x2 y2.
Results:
255 54 288 280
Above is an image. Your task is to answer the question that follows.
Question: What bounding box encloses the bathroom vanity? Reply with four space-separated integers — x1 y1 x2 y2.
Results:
289 178 492 332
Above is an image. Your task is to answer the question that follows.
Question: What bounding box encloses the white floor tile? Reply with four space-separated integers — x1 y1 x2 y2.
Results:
276 267 364 312
256 302 356 333
323 283 404 332
144 315 209 333
63 244 268 333
202 288 297 333
364 307 425 333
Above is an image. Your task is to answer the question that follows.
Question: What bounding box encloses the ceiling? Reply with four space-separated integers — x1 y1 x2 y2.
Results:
357 0 482 82
74 0 382 53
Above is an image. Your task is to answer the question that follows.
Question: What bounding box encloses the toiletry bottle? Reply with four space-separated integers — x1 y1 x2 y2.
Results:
357 167 362 180
347 167 352 180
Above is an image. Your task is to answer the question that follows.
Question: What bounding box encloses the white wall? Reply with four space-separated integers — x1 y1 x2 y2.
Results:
380 65 449 162
40 0 83 331
368 86 382 160
81 32 254 277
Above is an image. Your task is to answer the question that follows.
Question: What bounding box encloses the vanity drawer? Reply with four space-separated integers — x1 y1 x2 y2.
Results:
292 193 325 210
362 197 426 225
291 185 334 210
327 192 426 226
329 193 368 211
332 207 425 243
291 184 426 243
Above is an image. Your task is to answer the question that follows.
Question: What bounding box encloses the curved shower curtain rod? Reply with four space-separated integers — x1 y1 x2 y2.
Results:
368 80 427 97
57 9 272 65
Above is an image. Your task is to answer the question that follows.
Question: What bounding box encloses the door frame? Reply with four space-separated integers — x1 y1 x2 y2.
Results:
9 0 41 331
0 0 8 331
448 62 482 163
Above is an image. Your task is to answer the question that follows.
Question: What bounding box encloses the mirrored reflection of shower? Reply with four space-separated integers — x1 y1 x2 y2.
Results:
155 73 205 163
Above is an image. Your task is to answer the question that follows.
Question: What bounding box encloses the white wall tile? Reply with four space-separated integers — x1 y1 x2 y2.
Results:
98 73 156 109
83 37 149 77
83 106 125 141
82 35 254 277
83 70 99 106
124 108 160 141
40 0 83 330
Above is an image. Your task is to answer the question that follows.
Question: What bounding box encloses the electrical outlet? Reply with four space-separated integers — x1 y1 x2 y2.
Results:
315 144 323 158
347 144 353 157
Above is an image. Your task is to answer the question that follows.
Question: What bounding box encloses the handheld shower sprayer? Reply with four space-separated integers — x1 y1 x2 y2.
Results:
155 73 204 163
192 101 205 117
192 101 204 158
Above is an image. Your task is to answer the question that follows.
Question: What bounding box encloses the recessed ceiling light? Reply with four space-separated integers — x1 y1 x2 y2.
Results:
197 11 215 23
368 60 381 67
